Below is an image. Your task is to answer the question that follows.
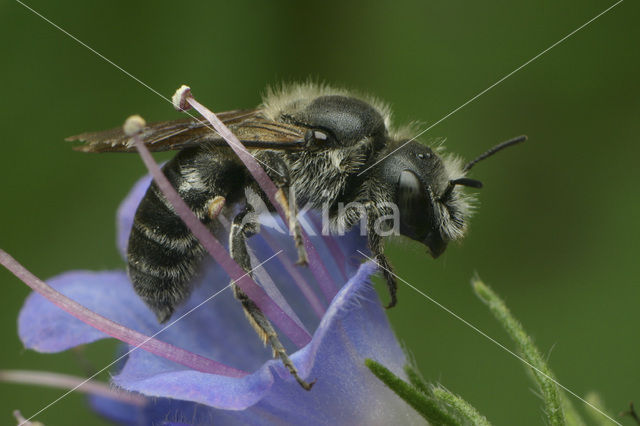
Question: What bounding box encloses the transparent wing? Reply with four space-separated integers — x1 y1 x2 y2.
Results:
67 109 308 153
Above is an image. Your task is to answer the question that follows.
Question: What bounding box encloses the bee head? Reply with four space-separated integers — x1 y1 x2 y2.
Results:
378 135 526 258
378 141 475 258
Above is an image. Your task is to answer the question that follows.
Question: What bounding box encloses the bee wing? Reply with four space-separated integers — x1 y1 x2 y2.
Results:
67 109 308 153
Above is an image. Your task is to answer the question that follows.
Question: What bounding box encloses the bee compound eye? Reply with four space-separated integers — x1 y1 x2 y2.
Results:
313 130 328 141
304 129 329 146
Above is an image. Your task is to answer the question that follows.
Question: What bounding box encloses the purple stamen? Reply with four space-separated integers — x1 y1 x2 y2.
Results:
247 252 309 334
306 213 348 281
129 118 312 348
321 236 348 280
173 86 338 301
0 370 147 406
0 249 247 377
258 231 326 318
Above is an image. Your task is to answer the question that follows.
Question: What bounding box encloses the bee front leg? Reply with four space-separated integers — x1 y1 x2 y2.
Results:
255 151 308 266
229 208 314 390
365 204 398 309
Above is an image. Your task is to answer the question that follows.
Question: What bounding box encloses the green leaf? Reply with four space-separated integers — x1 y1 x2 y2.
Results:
404 364 431 396
365 359 459 425
431 386 491 426
472 278 570 426
581 393 614 426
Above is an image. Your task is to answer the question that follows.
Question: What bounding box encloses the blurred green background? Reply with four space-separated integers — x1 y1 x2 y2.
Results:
1 1 638 424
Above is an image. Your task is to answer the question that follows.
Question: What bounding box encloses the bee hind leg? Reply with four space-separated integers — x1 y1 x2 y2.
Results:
229 208 314 390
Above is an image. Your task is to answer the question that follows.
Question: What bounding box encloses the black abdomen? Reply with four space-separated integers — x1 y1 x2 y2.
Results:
127 147 245 322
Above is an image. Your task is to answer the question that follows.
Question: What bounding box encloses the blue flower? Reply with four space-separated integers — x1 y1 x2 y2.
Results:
17 176 425 425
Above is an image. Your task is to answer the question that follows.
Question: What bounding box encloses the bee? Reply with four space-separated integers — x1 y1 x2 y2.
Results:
67 83 524 390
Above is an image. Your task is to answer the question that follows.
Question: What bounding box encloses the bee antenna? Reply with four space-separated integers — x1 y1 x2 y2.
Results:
452 177 483 188
440 178 483 201
463 135 527 172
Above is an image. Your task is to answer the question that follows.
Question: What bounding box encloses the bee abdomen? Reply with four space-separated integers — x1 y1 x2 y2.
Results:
127 181 210 322
126 148 246 323
127 222 205 323
126 162 211 322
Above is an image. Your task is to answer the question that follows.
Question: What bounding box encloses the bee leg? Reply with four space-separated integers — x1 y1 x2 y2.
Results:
255 151 308 266
280 186 308 266
229 208 315 391
365 207 398 309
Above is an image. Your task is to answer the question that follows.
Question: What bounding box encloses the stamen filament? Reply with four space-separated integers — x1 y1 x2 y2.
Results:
0 370 147 406
174 86 338 302
0 249 247 377
257 232 326 318
131 126 312 347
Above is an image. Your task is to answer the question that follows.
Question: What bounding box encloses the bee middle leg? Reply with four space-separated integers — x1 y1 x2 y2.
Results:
229 208 314 390
255 151 308 266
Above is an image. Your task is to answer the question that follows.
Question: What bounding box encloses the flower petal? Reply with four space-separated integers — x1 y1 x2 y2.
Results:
89 394 221 426
111 262 424 425
18 270 155 353
89 395 144 426
17 264 276 370
22 171 422 423
238 262 423 425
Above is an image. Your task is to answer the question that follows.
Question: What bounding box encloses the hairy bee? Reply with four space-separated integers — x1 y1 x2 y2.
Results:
68 82 524 390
